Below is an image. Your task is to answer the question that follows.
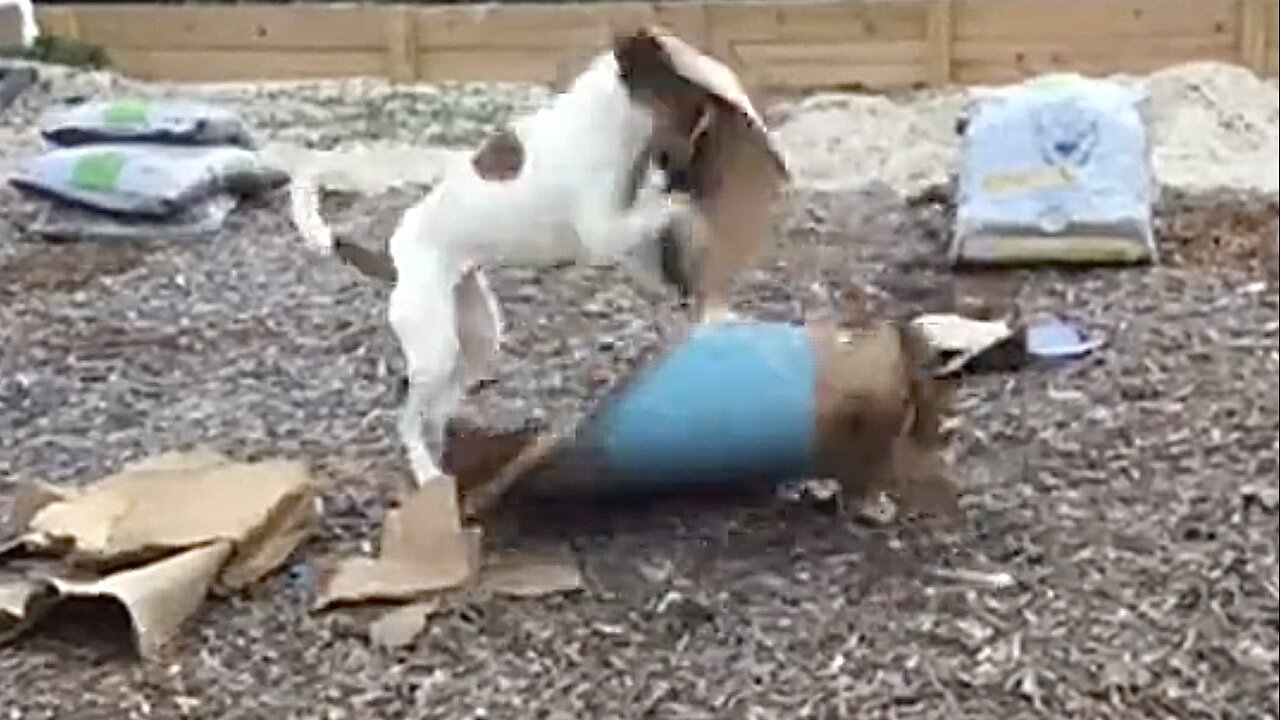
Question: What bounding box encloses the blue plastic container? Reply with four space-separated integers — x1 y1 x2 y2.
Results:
572 321 820 490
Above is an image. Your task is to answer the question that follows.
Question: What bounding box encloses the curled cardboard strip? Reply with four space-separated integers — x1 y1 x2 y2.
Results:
0 449 317 657
314 472 583 615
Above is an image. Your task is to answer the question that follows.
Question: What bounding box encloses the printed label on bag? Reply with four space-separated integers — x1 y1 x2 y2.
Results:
981 165 1076 197
101 99 151 128
71 151 127 192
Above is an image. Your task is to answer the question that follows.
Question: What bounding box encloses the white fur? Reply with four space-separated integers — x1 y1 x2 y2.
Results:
1 0 39 47
291 52 691 487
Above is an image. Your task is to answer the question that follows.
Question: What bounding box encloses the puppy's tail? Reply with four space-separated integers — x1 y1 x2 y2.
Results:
287 169 397 283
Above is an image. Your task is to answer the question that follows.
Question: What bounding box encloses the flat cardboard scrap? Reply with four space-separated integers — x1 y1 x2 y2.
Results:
0 449 317 657
314 476 481 610
317 474 583 630
368 599 441 650
478 545 584 599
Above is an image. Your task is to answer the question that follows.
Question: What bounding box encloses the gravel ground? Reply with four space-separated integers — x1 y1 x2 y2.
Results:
1 64 1278 719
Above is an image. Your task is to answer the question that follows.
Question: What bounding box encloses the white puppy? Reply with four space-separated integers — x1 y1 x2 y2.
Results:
291 31 734 488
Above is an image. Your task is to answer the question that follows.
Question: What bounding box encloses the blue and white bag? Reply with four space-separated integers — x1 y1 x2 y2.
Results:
951 74 1157 266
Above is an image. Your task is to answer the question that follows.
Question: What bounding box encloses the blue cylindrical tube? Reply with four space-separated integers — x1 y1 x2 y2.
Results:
480 319 957 519
564 321 820 491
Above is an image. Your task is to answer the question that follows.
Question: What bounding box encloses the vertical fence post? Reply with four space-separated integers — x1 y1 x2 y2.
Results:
1238 0 1269 75
385 5 418 83
925 0 954 88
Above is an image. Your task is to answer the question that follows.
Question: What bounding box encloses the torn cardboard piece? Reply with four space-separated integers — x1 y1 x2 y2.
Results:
910 312 1102 376
55 541 231 658
1 449 317 657
369 599 441 650
314 476 481 610
478 545 585 598
316 472 583 621
23 450 315 587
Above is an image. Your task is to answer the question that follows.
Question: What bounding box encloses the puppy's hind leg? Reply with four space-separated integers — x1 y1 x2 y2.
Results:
388 270 463 488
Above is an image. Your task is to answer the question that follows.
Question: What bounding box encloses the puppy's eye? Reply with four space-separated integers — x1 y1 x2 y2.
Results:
656 151 672 170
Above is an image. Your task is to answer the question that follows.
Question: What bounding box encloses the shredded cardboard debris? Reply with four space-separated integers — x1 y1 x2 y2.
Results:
479 545 584 598
0 449 317 657
318 474 582 621
2 480 72 537
911 313 1015 356
314 476 481 610
47 541 233 658
368 599 441 650
911 312 1101 375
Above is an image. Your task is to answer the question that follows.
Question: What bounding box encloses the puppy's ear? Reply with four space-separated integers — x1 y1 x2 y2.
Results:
612 28 671 91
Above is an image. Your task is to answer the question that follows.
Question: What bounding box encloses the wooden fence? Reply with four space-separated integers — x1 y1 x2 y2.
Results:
33 0 1280 89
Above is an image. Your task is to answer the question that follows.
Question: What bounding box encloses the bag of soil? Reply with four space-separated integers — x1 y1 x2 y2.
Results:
951 73 1157 266
22 193 240 243
8 143 288 219
38 98 257 148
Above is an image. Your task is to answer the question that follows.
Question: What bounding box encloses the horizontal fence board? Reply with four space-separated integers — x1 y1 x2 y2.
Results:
954 0 1239 40
416 2 708 49
953 36 1240 64
956 39 1242 83
33 0 1280 88
735 39 928 88
1267 0 1280 74
109 48 387 81
754 61 929 89
419 48 571 83
706 0 929 43
736 39 928 65
66 4 387 51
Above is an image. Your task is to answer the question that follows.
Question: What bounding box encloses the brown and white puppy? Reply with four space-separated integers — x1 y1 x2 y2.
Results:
288 28 777 489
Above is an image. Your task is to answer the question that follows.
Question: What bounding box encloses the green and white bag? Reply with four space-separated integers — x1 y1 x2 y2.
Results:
39 98 257 148
9 143 287 218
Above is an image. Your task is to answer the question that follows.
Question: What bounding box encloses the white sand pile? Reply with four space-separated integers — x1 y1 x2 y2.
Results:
1138 62 1279 193
771 61 1279 196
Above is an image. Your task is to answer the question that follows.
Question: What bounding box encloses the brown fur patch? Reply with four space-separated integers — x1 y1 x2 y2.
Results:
613 29 789 316
681 107 788 317
809 322 962 524
613 29 714 156
471 129 525 182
